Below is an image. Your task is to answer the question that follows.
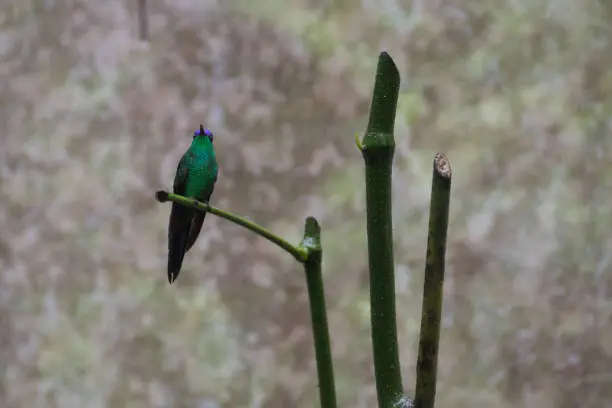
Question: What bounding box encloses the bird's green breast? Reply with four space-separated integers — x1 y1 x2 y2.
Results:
184 143 218 200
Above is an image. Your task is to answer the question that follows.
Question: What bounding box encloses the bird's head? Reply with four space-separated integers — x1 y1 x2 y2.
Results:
192 124 214 143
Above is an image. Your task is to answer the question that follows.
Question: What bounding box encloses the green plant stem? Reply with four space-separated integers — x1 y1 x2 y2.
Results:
155 190 308 263
414 153 452 408
357 51 403 408
300 217 337 408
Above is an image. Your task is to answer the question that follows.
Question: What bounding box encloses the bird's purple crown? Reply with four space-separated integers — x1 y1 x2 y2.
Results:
192 125 213 141
194 126 212 137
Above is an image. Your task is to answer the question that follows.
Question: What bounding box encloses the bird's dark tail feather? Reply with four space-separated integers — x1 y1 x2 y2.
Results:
167 203 193 284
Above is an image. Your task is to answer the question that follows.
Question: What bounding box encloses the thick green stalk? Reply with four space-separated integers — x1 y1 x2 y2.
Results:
155 190 308 263
414 153 452 408
357 51 403 408
299 217 337 408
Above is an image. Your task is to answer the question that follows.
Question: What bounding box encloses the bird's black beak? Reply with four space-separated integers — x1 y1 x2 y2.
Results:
199 124 205 134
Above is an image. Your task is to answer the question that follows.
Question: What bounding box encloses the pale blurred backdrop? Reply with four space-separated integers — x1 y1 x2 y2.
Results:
2 0 612 407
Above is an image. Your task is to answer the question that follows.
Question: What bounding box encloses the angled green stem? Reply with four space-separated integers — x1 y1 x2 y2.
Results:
357 51 403 408
155 190 308 263
414 153 452 408
300 217 337 408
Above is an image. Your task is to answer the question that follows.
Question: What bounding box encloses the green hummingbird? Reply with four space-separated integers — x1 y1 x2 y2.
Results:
167 125 218 284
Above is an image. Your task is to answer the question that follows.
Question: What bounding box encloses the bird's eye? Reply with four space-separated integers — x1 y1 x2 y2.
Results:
204 128 214 142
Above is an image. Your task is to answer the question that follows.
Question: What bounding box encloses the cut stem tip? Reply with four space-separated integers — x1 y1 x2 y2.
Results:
155 190 169 202
433 153 452 179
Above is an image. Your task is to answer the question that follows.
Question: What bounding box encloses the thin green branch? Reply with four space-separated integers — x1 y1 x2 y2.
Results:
414 153 452 408
358 51 403 408
300 217 337 408
155 190 308 263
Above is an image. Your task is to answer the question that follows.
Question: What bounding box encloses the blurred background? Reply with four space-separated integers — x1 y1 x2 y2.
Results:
1 0 612 407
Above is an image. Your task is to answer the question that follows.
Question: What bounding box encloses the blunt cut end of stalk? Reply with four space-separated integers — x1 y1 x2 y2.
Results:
303 216 321 243
433 153 452 180
358 52 400 154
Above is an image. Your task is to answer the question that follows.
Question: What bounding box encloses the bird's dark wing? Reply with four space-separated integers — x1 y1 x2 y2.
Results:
172 154 190 195
167 156 193 283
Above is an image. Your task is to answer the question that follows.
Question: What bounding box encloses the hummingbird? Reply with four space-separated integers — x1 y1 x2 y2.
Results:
167 125 218 284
